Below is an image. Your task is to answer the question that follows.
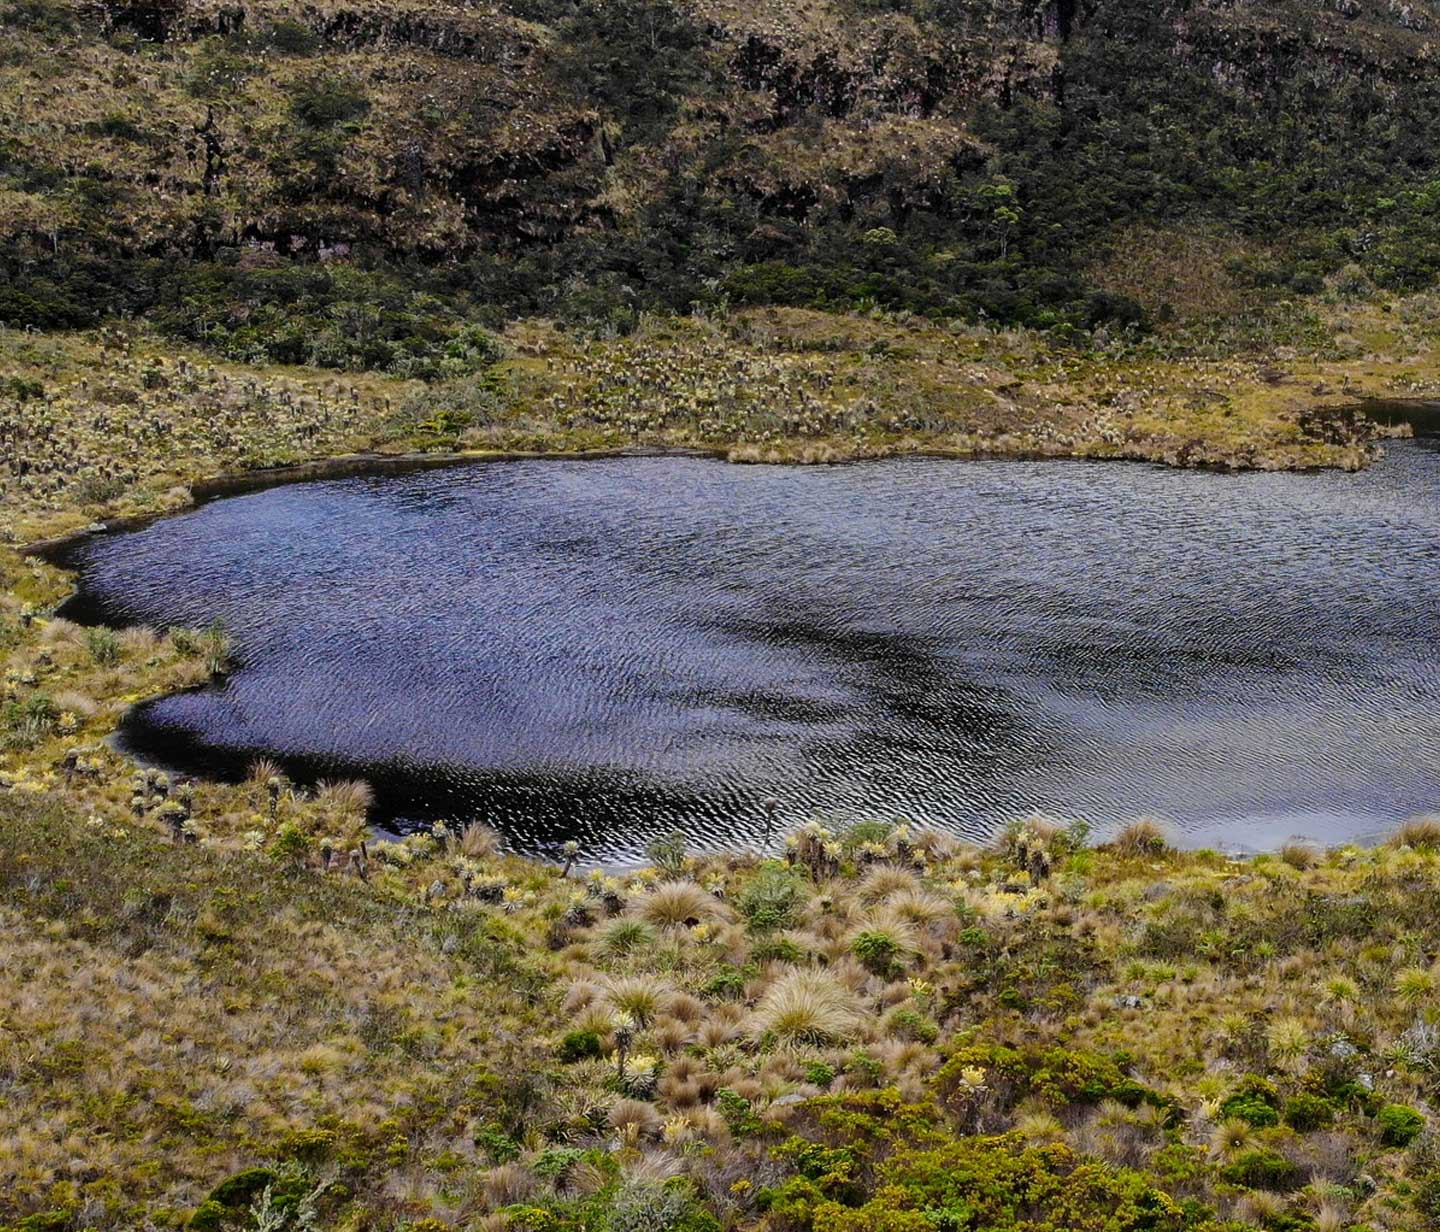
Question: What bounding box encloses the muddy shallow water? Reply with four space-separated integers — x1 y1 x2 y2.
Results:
57 442 1440 860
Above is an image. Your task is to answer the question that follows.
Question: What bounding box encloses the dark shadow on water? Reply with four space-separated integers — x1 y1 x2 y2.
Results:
117 700 762 859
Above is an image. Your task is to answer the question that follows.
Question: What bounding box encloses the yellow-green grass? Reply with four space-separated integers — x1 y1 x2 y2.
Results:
6 308 1440 1228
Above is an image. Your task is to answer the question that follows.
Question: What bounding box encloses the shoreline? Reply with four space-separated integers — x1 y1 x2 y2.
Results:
20 433 1433 866
19 413 1411 562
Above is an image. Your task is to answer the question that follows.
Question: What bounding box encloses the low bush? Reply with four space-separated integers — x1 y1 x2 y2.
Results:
1281 1092 1334 1132
809 1136 1184 1232
1378 1103 1425 1147
737 862 808 933
1219 1149 1305 1192
1219 1076 1281 1128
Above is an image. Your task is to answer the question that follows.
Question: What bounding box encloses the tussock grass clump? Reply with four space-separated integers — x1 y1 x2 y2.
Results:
749 968 863 1045
1388 815 1440 851
608 1098 662 1141
246 756 285 784
1279 841 1321 870
459 822 503 857
315 778 374 816
600 918 659 956
480 1162 538 1208
636 879 728 929
1110 817 1171 857
601 975 674 1027
856 864 923 904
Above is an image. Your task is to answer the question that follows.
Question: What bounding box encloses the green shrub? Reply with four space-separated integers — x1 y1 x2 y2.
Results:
935 1045 1178 1122
716 1087 762 1137
2 694 58 750
737 862 807 933
804 1061 836 1089
850 930 904 976
558 1030 603 1062
1281 1092 1335 1132
883 1007 939 1044
476 1123 521 1163
643 829 687 875
6 376 44 402
752 934 805 963
266 823 312 866
9 1213 77 1232
1219 1076 1281 1128
86 627 121 665
1219 1149 1305 1192
1378 1103 1425 1147
809 1135 1184 1232
186 1200 227 1232
703 967 749 1000
532 1146 589 1182
837 819 894 852
609 1181 720 1232
268 18 318 52
202 1167 277 1210
289 78 371 128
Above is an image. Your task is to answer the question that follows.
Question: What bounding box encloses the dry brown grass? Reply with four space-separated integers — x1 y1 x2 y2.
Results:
1110 817 1171 857
1388 815 1440 851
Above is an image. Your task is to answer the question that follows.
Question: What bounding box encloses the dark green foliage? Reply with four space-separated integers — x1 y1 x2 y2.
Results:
936 1044 1177 1122
751 934 805 963
288 77 371 128
1 0 73 33
1219 1149 1304 1192
807 1134 1185 1232
2 694 58 750
1281 1092 1334 1132
850 929 903 977
202 1167 277 1210
5 1214 75 1232
643 829 687 876
884 1008 939 1044
13 0 1440 350
266 823 311 866
185 1200 226 1231
476 1123 521 1164
5 376 43 401
531 1147 590 1182
268 19 318 53
716 1087 762 1137
804 1061 836 1089
1378 1103 1426 1147
0 258 505 379
1219 1076 1281 1128
703 966 749 1000
557 1029 603 1062
736 862 807 933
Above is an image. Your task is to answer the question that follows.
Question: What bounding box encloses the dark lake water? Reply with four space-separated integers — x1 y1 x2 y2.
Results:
57 442 1440 861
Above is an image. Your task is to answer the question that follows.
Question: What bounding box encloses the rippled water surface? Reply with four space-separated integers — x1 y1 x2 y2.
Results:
60 443 1440 859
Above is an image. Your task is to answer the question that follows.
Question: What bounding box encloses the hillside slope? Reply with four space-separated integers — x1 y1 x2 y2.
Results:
6 0 1440 343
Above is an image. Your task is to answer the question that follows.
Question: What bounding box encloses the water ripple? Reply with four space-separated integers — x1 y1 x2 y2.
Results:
58 443 1440 860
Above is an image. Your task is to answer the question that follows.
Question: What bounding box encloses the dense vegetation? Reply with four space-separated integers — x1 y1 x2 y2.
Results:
7 2 1440 1229
2 321 1440 1232
7 781 1440 1232
7 0 1440 351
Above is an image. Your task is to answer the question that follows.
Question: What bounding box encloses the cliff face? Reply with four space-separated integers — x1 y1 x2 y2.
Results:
3 0 1440 329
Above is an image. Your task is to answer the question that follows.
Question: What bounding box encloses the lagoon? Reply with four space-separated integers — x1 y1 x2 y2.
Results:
58 443 1440 860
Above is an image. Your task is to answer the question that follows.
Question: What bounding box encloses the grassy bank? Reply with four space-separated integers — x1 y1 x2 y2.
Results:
4 303 1440 1231
5 792 1440 1230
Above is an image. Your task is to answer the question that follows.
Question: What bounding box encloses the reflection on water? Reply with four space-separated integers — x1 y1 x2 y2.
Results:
57 442 1440 859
